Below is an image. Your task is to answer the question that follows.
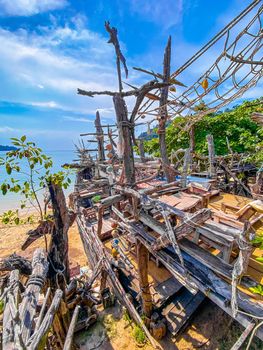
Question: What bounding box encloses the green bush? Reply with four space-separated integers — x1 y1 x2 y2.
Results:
143 99 263 166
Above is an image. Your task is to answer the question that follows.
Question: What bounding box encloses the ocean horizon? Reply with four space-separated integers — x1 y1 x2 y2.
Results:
0 149 76 213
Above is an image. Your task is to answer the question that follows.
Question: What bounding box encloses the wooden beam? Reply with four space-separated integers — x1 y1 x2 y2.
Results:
137 240 153 317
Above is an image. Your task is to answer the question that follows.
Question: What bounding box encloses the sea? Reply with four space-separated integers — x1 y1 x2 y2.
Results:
0 150 76 213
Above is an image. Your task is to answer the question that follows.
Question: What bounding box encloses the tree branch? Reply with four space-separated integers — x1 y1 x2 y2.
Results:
129 80 171 122
77 89 117 97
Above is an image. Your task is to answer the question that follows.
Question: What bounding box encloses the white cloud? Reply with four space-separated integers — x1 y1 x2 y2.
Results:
0 0 67 16
30 101 59 108
0 126 17 133
129 0 183 28
63 116 93 123
0 25 121 117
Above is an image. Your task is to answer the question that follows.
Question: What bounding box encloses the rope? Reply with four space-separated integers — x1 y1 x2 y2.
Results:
136 2 262 127
26 275 46 288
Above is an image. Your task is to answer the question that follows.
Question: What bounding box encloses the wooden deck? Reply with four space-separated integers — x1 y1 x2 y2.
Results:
208 193 263 284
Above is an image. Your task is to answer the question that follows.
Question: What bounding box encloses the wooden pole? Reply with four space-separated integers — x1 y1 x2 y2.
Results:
136 240 152 317
181 148 191 187
206 134 216 178
139 139 146 163
48 183 71 286
95 111 105 162
19 248 49 344
159 36 173 183
189 125 195 171
2 269 20 348
113 94 135 185
63 305 80 350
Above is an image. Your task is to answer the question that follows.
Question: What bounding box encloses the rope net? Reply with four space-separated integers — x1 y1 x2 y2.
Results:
136 1 263 125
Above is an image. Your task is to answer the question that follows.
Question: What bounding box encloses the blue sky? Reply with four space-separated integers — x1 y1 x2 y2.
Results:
0 0 262 150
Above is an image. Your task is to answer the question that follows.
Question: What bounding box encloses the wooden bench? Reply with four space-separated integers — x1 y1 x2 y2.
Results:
191 220 240 263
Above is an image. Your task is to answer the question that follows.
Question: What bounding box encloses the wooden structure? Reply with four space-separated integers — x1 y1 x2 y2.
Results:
73 12 263 348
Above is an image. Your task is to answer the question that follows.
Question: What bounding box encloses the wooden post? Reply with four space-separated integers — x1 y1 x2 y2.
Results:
113 94 135 185
136 240 152 317
206 134 216 178
19 248 49 344
139 139 146 163
159 36 173 183
63 305 80 350
181 148 190 187
189 125 195 171
2 269 20 348
95 111 105 162
48 183 71 286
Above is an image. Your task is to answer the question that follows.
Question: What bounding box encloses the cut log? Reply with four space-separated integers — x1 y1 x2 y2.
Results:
19 248 49 343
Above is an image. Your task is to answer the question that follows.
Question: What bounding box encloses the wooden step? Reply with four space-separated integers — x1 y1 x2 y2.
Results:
162 289 205 335
154 277 182 307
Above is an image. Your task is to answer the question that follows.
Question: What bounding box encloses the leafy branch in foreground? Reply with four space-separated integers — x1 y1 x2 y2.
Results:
0 136 72 245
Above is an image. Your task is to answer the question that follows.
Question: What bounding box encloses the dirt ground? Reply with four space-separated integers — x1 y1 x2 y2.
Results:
0 219 262 350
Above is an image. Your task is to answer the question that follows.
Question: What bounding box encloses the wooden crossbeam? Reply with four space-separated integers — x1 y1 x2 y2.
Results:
152 209 211 250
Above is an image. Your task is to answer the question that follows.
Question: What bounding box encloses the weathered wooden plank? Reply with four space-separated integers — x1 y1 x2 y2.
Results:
179 238 233 279
162 289 205 335
27 289 63 350
230 322 255 350
155 277 182 306
63 305 80 350
152 209 211 250
19 248 49 343
2 269 20 348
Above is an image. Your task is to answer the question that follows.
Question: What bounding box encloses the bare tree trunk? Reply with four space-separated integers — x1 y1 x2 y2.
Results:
159 36 173 183
48 183 70 286
95 111 105 162
113 94 135 185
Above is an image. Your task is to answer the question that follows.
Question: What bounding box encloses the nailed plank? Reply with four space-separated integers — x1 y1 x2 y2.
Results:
179 238 233 279
162 289 205 335
155 277 182 306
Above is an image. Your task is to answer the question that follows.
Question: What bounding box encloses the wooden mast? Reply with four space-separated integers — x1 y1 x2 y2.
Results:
159 36 173 183
95 110 105 162
78 22 169 185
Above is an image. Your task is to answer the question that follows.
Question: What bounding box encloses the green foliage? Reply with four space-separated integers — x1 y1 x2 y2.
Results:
132 325 146 344
251 235 263 250
0 135 72 224
144 99 263 165
123 309 132 323
91 195 101 204
0 210 35 225
0 299 4 315
249 284 263 296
